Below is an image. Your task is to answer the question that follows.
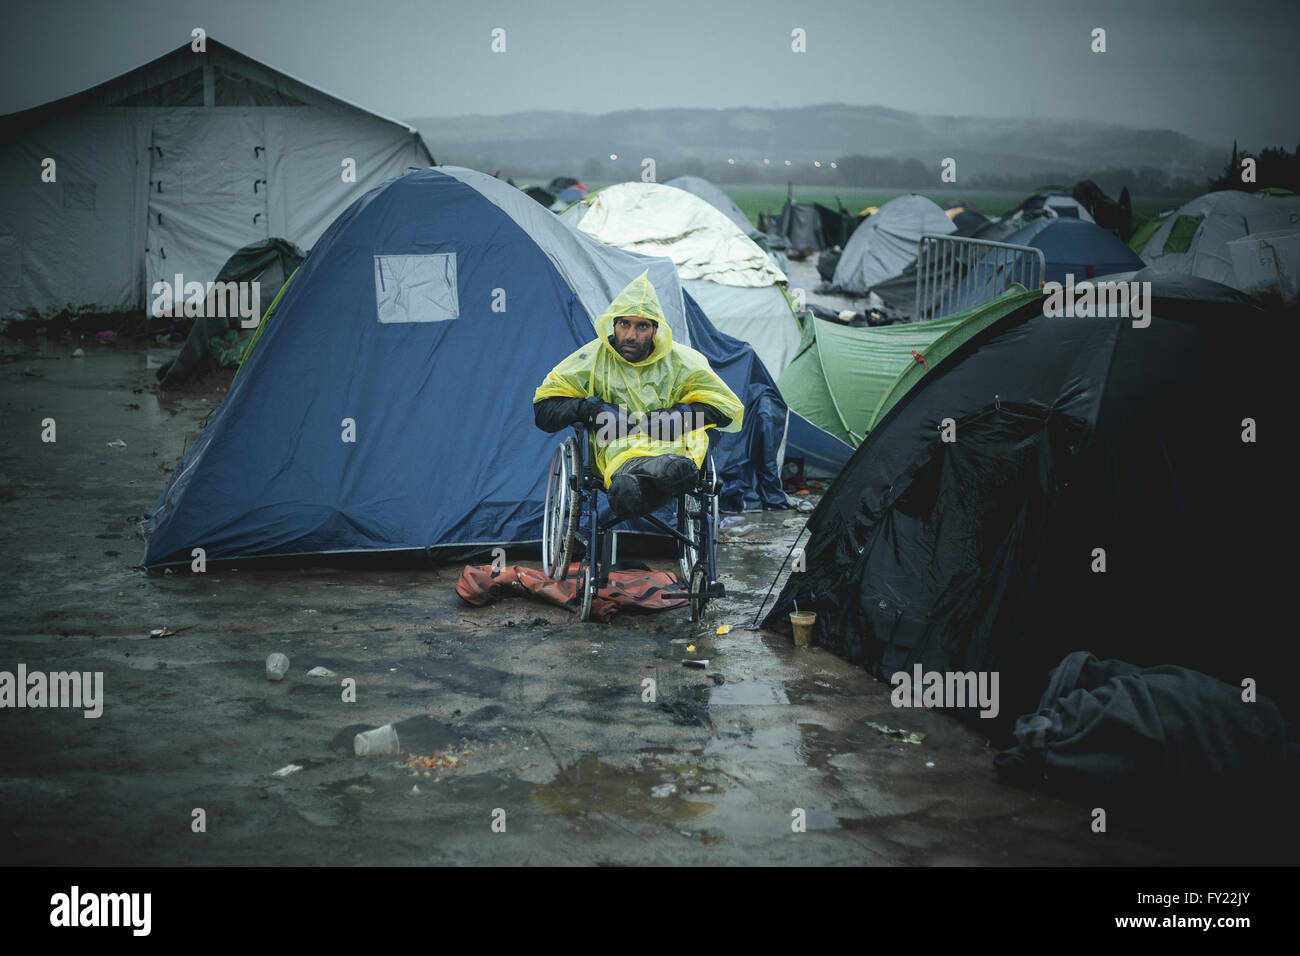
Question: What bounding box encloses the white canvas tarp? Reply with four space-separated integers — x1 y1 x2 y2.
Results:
0 38 432 320
563 181 800 376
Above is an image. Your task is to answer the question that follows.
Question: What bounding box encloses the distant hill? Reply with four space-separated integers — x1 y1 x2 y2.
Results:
410 103 1221 183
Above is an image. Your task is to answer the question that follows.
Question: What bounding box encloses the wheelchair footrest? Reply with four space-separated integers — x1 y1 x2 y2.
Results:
663 582 726 600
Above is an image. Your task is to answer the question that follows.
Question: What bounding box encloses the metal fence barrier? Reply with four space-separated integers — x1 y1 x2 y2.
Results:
914 234 1046 321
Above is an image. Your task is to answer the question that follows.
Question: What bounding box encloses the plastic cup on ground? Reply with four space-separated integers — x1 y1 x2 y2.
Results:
265 652 290 681
789 611 816 647
354 724 400 756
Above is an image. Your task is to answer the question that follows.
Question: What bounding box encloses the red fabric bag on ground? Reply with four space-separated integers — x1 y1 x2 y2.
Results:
456 563 686 622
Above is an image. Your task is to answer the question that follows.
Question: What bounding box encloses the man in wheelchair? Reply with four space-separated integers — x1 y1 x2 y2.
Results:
533 272 744 520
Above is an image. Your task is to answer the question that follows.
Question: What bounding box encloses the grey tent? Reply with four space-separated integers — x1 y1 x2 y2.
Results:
1131 189 1300 291
868 241 962 319
831 195 955 294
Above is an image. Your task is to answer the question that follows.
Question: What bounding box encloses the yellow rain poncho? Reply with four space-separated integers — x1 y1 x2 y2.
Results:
534 273 744 486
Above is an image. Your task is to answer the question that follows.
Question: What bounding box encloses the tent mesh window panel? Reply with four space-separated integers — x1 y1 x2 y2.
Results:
107 69 204 107
213 66 308 107
1128 213 1167 254
1163 214 1204 254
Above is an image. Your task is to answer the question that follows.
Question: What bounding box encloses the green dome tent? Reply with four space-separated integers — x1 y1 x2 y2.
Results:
777 286 1040 448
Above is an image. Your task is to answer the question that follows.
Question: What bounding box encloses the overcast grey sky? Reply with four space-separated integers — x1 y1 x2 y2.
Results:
1 0 1296 147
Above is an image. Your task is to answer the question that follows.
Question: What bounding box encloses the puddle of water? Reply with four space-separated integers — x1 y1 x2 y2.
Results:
709 678 789 707
530 753 724 823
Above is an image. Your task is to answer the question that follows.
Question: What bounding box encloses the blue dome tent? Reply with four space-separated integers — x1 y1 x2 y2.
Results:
950 217 1145 311
141 167 787 567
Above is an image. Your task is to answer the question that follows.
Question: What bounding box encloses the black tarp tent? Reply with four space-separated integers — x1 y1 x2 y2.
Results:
765 193 859 252
765 274 1293 734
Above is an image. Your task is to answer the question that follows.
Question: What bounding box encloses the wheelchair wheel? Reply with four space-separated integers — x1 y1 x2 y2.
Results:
689 560 709 623
676 492 698 585
542 437 580 580
577 560 594 622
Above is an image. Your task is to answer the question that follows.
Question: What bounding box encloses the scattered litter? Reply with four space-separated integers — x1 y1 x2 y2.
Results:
106 439 126 449
306 666 336 678
669 637 691 645
782 517 805 529
683 659 709 669
686 644 696 653
715 624 732 635
265 652 290 681
271 764 302 777
725 524 752 537
720 516 744 528
148 624 196 639
71 348 84 358
406 750 469 771
411 784 421 794
925 761 935 768
866 721 926 745
650 783 677 798
809 481 825 490
354 724 400 756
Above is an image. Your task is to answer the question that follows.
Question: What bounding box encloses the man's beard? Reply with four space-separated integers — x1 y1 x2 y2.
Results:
612 335 651 362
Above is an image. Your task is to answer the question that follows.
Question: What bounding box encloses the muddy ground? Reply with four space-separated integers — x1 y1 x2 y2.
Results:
1 323 1294 867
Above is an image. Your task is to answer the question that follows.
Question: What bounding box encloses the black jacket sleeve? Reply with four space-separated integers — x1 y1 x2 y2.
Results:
534 395 591 433
679 401 733 430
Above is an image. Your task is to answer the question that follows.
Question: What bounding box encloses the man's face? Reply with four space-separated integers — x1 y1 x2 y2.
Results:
612 315 656 363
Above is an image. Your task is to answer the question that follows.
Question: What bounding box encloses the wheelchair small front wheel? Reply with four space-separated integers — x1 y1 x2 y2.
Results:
577 560 594 622
689 560 709 623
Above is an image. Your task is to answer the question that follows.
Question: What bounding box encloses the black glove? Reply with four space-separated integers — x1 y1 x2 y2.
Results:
581 395 607 427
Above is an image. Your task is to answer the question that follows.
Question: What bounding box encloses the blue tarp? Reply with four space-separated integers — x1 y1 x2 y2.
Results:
141 167 786 566
682 291 788 512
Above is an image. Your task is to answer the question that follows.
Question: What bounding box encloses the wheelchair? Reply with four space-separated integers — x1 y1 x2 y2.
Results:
541 423 723 622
